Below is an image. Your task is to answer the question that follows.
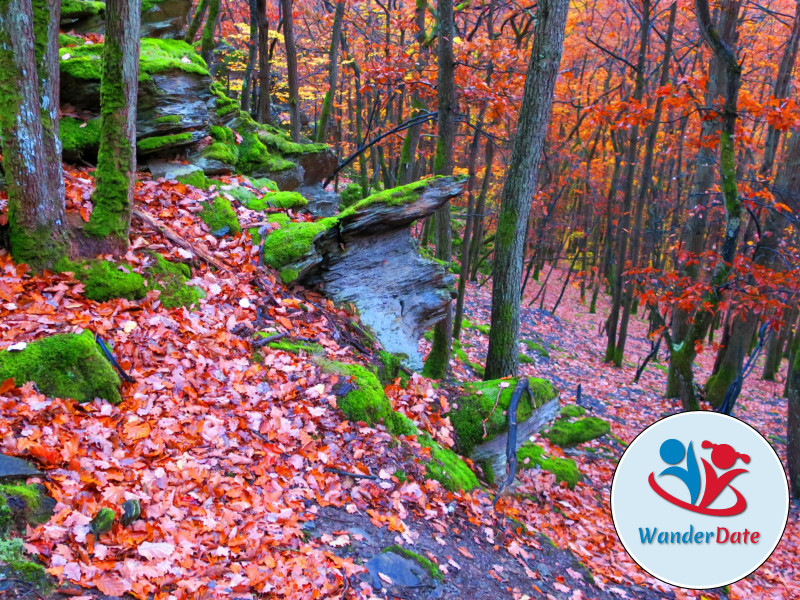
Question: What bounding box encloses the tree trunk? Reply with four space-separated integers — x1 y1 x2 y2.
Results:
241 0 258 112
282 0 300 141
85 0 141 250
0 0 69 270
788 337 800 498
200 0 220 71
484 0 569 380
422 0 457 379
185 0 208 43
256 0 270 123
316 0 344 143
469 141 495 281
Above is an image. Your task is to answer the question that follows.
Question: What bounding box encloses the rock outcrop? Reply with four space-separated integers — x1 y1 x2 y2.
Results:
260 177 465 368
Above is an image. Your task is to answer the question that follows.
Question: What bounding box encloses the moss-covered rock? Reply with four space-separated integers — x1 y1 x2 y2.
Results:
60 116 101 158
237 131 295 175
238 190 308 211
266 340 324 355
517 443 581 488
0 331 121 403
154 114 182 125
338 178 443 218
419 434 479 492
377 350 409 386
258 132 328 157
382 545 444 582
522 339 550 358
137 132 194 154
559 404 586 419
248 177 279 192
146 254 204 309
339 182 363 209
60 38 209 82
447 378 556 456
201 125 239 166
261 217 338 282
200 196 241 237
61 0 104 18
0 537 49 591
60 259 146 302
0 484 53 535
177 170 215 190
543 417 610 447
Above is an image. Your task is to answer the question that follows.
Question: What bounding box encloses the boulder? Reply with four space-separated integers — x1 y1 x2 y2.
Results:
260 177 465 369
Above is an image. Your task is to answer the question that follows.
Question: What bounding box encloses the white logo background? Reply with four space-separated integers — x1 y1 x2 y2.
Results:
610 412 789 589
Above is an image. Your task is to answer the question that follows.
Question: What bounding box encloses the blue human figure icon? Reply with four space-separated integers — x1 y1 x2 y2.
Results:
658 438 701 505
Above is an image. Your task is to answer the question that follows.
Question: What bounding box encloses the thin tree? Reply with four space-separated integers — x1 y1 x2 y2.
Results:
789 334 800 497
85 0 141 249
0 0 69 270
282 0 301 141
421 0 456 379
185 0 209 43
241 0 259 112
256 0 271 123
201 0 221 71
316 0 345 142
484 0 570 379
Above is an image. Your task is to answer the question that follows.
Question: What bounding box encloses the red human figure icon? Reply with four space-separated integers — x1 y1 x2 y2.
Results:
698 441 750 511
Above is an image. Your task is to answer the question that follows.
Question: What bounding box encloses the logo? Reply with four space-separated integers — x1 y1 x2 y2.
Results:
648 439 749 516
611 412 789 589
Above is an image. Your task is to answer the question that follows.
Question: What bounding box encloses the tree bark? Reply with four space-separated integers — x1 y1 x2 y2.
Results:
788 337 800 498
422 0 457 379
484 0 569 380
282 0 300 141
256 0 271 123
0 0 69 270
85 0 141 249
201 0 220 73
241 0 258 112
316 0 344 143
185 0 208 43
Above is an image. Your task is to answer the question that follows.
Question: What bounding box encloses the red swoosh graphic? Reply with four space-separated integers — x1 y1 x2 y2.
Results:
648 472 747 516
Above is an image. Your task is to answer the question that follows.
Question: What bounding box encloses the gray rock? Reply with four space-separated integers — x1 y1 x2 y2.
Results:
253 163 304 191
295 147 337 187
0 455 42 481
147 160 202 181
281 177 465 369
296 184 340 217
366 551 428 589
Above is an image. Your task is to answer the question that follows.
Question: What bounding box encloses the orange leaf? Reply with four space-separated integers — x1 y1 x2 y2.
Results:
0 378 15 394
277 316 293 330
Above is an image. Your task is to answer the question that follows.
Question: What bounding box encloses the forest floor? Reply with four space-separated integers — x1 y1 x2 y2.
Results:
0 170 797 600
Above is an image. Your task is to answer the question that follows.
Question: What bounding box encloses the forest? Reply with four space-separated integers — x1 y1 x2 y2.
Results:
0 0 798 598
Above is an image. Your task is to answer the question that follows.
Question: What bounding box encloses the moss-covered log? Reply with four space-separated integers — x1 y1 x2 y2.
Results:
543 416 610 447
0 331 122 403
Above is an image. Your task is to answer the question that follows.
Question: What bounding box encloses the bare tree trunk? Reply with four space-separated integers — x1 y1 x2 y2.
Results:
788 336 800 497
256 0 271 123
484 0 569 380
200 0 220 71
316 0 344 143
0 0 69 269
241 0 258 112
468 141 495 281
185 0 208 43
282 0 300 141
422 0 456 378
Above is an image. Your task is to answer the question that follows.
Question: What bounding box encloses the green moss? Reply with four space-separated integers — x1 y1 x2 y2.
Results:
0 331 121 403
248 177 279 192
705 364 736 408
320 361 393 425
61 0 104 18
393 469 407 483
279 268 300 283
60 116 101 155
559 404 586 419
517 442 581 489
177 170 214 190
474 323 491 335
419 434 479 492
447 378 555 456
61 259 146 302
543 417 610 447
137 132 193 153
339 182 363 209
519 353 534 365
452 340 485 377
146 254 204 309
258 131 328 156
261 217 338 272
522 339 550 358
202 125 238 165
154 114 182 125
377 350 409 386
0 538 49 591
200 196 241 236
382 545 444 582
240 191 307 211
423 330 434 342
212 85 239 118
339 178 441 219
266 340 324 354
60 38 209 82
477 458 495 486
237 131 295 174
58 33 85 47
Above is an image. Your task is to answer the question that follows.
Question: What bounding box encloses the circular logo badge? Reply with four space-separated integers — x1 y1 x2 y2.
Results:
610 412 789 589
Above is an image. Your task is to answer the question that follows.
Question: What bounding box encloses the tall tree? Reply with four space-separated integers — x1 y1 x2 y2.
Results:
789 327 800 497
185 0 209 43
0 0 69 270
484 0 570 379
85 0 141 249
201 0 220 72
282 0 301 141
256 0 271 123
316 0 345 142
421 0 456 379
241 0 259 112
